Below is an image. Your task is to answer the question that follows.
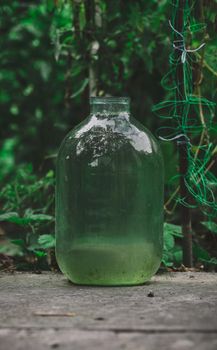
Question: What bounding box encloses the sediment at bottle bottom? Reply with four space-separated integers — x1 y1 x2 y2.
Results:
56 241 161 286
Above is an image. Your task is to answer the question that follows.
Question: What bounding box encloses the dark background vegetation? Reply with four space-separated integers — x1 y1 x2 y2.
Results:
0 0 217 271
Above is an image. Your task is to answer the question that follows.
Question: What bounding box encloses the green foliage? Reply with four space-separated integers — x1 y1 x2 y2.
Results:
193 243 217 266
0 0 68 168
0 241 24 257
38 234 56 249
0 165 54 213
52 0 171 124
162 223 183 267
0 212 53 225
201 221 217 234
162 222 217 268
0 165 55 266
0 0 216 270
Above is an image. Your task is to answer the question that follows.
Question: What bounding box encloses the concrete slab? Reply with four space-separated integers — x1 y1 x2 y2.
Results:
0 272 217 349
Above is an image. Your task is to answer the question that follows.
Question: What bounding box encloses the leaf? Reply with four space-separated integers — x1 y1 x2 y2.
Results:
201 221 217 234
26 214 54 222
0 212 19 222
46 170 54 178
34 250 47 258
0 212 54 225
163 231 175 251
161 259 173 267
106 40 117 49
38 234 56 249
163 223 182 251
0 241 23 257
206 257 217 265
162 224 184 266
164 223 183 237
10 239 25 247
162 251 173 266
9 217 31 225
193 243 210 262
34 61 51 81
200 257 217 265
172 245 183 264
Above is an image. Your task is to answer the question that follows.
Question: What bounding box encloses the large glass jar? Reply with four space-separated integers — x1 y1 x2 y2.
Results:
56 97 164 285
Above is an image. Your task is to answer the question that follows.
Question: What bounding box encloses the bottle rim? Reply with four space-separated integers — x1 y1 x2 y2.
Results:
90 97 130 105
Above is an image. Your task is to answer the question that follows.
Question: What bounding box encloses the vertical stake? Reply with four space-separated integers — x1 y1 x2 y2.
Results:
175 0 193 267
177 140 193 267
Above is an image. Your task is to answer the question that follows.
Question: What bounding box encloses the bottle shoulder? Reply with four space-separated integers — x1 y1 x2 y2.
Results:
58 114 163 161
129 116 163 156
57 116 90 154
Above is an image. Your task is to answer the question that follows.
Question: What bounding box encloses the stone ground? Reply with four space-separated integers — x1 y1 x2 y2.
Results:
0 272 217 350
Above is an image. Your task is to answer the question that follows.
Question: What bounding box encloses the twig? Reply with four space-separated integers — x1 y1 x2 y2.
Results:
164 185 180 208
33 311 76 317
195 52 217 78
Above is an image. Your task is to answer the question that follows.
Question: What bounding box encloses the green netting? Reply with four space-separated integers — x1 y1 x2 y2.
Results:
153 0 217 216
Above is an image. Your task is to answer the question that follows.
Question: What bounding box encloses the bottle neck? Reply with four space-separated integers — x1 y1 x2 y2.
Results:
90 97 130 115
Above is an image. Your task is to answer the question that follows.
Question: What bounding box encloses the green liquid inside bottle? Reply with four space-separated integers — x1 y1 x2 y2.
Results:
57 237 162 286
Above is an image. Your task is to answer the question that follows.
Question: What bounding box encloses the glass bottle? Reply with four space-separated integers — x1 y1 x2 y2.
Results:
56 97 164 285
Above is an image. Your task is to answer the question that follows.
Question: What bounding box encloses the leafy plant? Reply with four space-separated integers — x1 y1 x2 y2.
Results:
162 223 183 267
0 164 55 268
163 222 217 269
201 221 217 234
193 243 217 267
38 234 56 249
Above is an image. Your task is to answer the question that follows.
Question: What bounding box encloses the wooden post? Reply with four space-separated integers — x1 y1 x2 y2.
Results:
175 0 193 267
85 0 102 97
178 140 193 267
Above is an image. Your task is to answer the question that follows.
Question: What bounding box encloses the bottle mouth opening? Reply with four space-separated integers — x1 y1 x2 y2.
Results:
90 97 130 105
